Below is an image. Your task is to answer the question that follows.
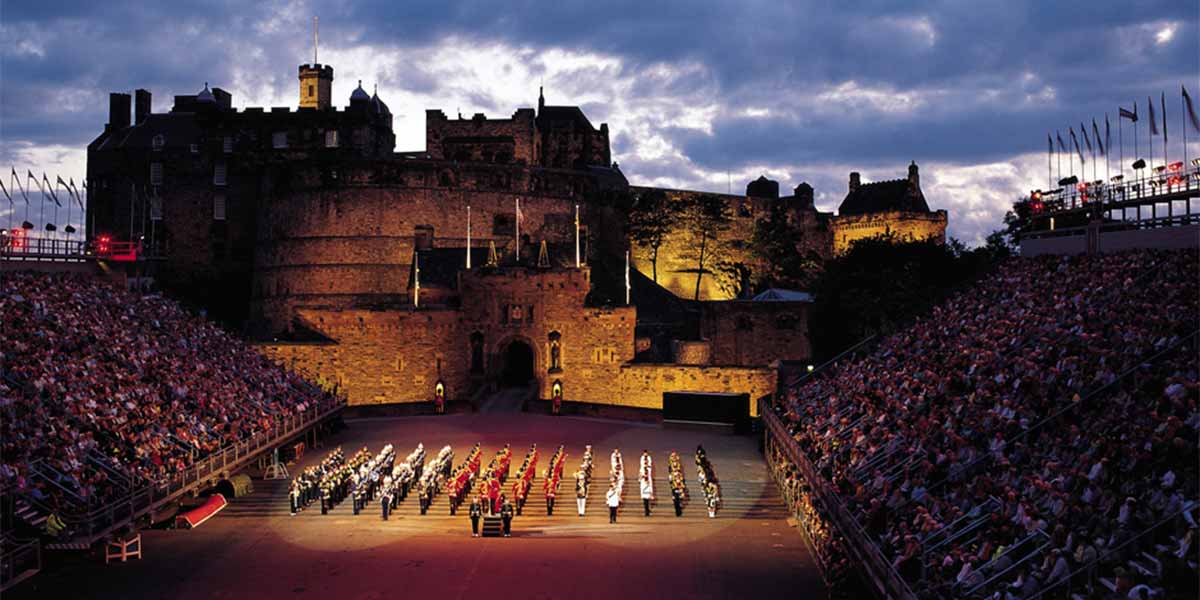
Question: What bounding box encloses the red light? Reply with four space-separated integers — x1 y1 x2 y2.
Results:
1168 175 1184 186
1031 191 1042 201
1077 183 1087 192
1168 161 1183 173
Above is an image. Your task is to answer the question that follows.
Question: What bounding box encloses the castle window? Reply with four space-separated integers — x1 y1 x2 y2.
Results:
414 225 434 250
308 84 315 97
223 136 233 153
325 130 339 148
152 135 165 151
149 162 163 186
213 194 226 221
272 131 288 149
190 143 200 154
213 162 227 186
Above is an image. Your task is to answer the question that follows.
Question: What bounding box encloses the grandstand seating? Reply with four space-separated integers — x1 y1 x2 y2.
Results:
0 271 339 533
769 249 1198 599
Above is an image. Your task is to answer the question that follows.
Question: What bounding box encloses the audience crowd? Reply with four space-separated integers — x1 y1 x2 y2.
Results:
771 250 1199 599
0 272 338 515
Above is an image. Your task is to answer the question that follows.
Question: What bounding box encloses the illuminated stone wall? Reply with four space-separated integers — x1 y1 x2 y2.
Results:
615 363 776 417
255 266 638 407
829 210 948 255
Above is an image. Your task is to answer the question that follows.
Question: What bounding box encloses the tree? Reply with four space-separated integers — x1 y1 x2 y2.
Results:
678 193 733 300
626 189 674 283
749 200 823 292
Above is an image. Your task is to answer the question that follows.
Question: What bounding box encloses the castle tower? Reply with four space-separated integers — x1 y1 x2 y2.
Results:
299 64 333 109
907 161 920 188
299 17 333 109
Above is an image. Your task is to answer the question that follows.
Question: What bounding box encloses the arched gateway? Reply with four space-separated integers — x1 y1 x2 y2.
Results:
499 339 535 388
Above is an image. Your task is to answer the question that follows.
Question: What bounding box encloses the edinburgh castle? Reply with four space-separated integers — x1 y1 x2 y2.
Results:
86 57 946 414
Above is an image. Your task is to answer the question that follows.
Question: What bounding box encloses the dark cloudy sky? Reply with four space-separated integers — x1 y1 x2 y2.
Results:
2 1 1197 244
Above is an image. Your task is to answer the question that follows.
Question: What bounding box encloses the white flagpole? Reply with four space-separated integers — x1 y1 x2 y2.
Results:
515 197 521 262
574 203 580 268
624 250 630 305
466 205 472 269
413 252 420 308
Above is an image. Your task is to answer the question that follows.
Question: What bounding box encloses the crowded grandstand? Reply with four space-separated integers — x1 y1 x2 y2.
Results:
1 271 342 540
767 249 1198 599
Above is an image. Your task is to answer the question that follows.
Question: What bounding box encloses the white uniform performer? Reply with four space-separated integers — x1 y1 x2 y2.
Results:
639 465 654 516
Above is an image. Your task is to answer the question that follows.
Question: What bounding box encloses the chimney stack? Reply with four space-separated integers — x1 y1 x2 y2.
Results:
134 89 152 125
109 93 131 130
849 172 861 192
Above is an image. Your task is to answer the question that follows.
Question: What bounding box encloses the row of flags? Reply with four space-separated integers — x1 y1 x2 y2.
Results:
1047 86 1199 183
0 168 86 209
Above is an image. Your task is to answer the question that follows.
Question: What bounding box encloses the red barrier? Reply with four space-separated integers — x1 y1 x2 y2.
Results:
175 494 227 529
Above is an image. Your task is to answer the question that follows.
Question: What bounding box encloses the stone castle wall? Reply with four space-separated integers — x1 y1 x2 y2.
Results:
255 267 638 407
253 159 603 332
830 210 948 255
700 301 812 366
615 364 776 418
424 109 538 164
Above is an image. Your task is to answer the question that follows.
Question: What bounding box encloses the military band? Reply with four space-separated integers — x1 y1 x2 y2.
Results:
574 445 593 516
695 445 721 518
286 441 724 526
639 449 655 517
543 444 566 515
511 444 538 516
607 448 625 523
668 451 688 517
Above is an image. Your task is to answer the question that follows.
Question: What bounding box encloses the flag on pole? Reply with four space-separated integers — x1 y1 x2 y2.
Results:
1184 86 1200 132
42 174 60 207
1148 96 1159 135
27 170 39 194
69 178 83 209
1093 119 1104 155
466 205 472 270
1160 91 1167 143
1081 123 1093 153
56 175 70 202
1119 106 1138 122
14 168 28 204
1105 114 1111 152
1056 131 1067 152
1070 128 1085 164
0 178 11 204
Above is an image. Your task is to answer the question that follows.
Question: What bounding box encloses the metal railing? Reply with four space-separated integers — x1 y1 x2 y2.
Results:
761 398 918 600
0 537 41 592
1030 163 1200 214
21 393 344 547
0 234 89 261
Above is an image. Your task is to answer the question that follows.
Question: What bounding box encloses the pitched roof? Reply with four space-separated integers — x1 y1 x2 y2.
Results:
537 105 595 131
838 178 930 216
751 289 814 302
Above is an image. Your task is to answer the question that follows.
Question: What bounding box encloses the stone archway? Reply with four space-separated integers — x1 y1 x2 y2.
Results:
499 339 535 388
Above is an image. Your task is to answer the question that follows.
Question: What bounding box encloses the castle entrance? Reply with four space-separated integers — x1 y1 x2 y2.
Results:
499 340 535 388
